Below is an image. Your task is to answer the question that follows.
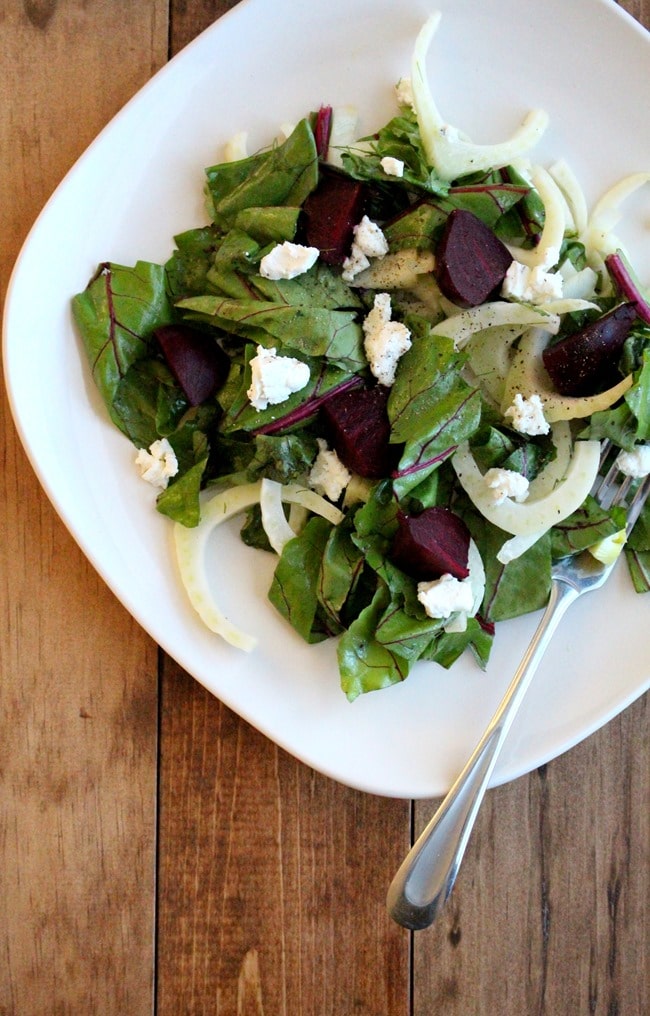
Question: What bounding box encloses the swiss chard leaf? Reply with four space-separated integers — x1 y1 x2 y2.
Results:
206 118 319 227
317 517 367 628
341 110 448 197
550 496 622 559
72 260 173 428
389 334 481 497
268 516 337 643
165 226 223 302
423 617 493 670
155 454 208 528
177 294 365 369
337 582 412 701
480 528 552 622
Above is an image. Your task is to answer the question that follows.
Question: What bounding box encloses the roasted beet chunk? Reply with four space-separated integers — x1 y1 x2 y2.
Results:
434 208 513 308
541 302 638 396
390 507 470 581
155 324 230 406
301 167 366 265
320 383 400 478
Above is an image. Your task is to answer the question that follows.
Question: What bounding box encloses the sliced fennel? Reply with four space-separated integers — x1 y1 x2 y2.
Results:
260 478 296 554
548 158 589 235
495 421 573 563
431 301 559 351
444 539 486 633
583 172 650 274
350 249 435 290
174 481 344 651
326 104 359 168
501 327 634 422
506 166 566 270
411 12 548 181
452 438 601 538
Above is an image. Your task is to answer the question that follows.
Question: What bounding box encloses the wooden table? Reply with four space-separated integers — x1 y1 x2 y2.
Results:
1 2 648 1012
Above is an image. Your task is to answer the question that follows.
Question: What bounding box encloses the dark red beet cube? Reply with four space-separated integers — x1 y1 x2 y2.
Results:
434 208 513 308
542 302 638 396
391 507 470 581
320 383 400 478
155 324 230 406
301 167 366 266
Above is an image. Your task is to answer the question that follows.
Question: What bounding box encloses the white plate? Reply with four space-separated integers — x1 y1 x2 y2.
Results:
3 0 649 798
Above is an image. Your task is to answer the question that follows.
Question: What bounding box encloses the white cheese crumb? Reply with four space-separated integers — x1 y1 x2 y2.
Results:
135 438 179 490
353 216 390 258
342 216 389 281
615 444 650 478
501 260 564 304
259 241 319 280
483 467 530 505
417 573 475 620
308 439 351 502
223 131 248 162
362 293 412 387
380 156 405 178
247 345 310 411
504 392 550 436
395 76 415 109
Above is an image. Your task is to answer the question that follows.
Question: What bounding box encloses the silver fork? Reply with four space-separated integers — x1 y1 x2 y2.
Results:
387 442 650 930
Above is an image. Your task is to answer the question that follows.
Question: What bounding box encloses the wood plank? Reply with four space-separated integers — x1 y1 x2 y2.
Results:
0 2 167 1012
157 660 411 1015
413 694 649 1014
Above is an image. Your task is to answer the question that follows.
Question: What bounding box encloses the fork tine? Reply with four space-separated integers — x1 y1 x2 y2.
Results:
624 473 650 534
592 439 650 530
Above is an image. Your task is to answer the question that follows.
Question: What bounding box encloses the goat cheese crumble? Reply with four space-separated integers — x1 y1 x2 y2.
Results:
308 439 352 502
504 392 550 436
483 467 530 505
395 76 415 109
380 156 405 178
259 241 319 280
501 260 564 304
247 345 310 410
362 293 412 386
417 573 475 620
615 444 650 478
135 438 179 489
342 215 389 281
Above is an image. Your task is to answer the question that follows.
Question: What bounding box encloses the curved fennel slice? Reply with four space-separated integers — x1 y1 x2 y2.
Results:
173 480 344 650
411 11 548 182
452 438 601 538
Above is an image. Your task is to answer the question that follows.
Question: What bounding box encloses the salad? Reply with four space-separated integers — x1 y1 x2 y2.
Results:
72 12 650 701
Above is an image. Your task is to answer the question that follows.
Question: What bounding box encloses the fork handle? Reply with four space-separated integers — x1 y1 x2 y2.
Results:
387 577 579 930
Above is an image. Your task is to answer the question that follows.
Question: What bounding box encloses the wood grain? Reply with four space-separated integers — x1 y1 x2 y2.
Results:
1 1 648 1014
156 660 410 1015
0 2 167 1012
